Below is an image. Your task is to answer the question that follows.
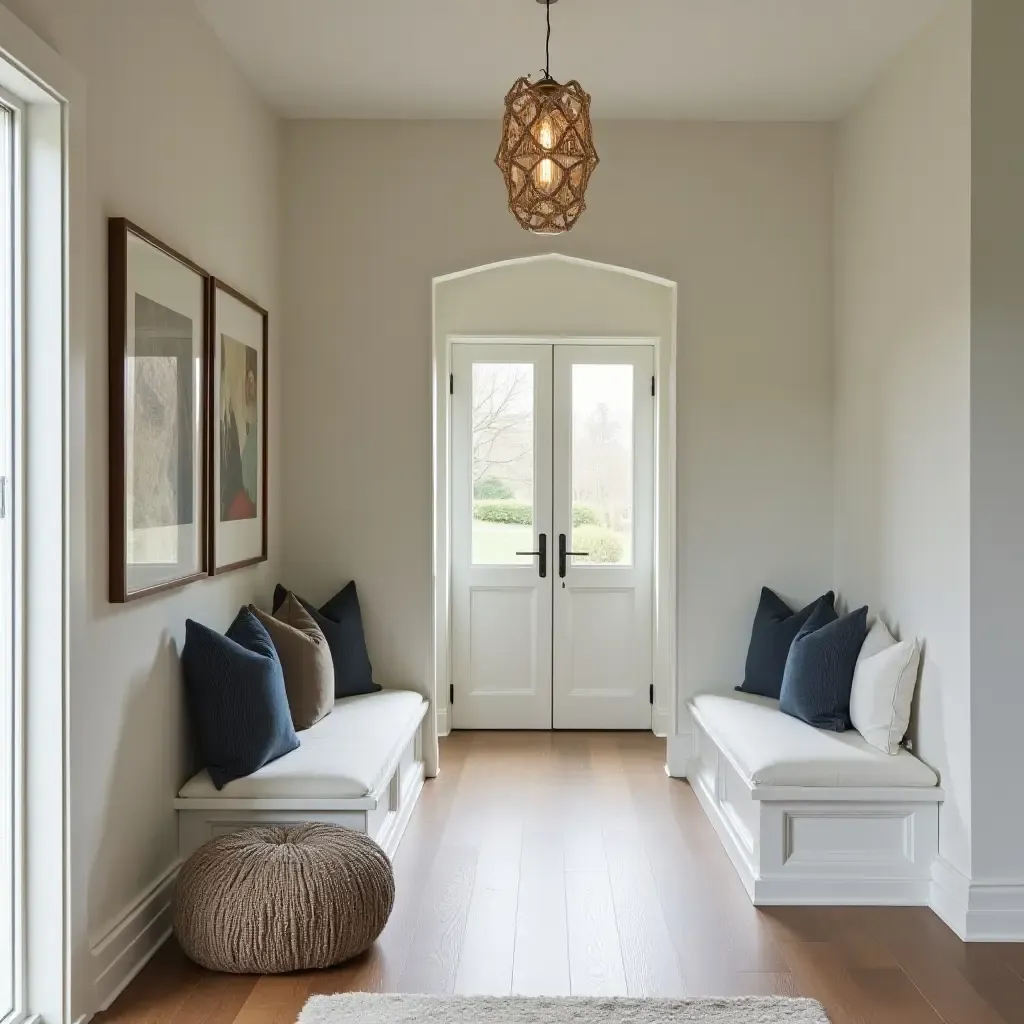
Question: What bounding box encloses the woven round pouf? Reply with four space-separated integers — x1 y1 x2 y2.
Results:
173 823 395 973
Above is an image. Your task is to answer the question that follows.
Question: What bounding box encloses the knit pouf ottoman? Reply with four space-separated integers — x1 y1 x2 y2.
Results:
173 823 395 973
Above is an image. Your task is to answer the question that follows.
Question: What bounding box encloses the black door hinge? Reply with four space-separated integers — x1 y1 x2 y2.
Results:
449 683 454 705
649 683 654 705
449 373 454 395
651 375 656 397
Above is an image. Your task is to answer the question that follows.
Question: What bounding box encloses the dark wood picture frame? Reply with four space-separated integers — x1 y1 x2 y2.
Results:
207 277 269 575
108 217 210 603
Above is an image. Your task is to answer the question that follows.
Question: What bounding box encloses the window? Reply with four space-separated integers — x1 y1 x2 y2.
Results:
0 12 77 1019
471 362 535 565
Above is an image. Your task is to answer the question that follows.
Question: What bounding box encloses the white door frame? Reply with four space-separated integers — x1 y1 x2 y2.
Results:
430 255 678 760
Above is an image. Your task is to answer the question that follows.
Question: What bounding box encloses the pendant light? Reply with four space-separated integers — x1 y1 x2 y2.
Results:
495 0 599 234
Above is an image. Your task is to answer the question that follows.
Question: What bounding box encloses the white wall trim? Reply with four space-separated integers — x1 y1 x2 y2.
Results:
930 856 1024 941
963 879 1024 942
930 855 970 938
666 732 691 778
436 706 450 738
433 252 677 290
431 255 678 762
89 860 179 1013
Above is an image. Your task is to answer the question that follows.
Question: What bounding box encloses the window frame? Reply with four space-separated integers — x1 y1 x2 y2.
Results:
0 7 83 1020
0 84 24 1024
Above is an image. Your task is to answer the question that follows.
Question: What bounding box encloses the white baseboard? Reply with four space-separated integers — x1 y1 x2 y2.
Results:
666 732 691 778
930 856 1024 941
89 859 180 1011
436 707 450 738
965 879 1024 941
930 855 971 938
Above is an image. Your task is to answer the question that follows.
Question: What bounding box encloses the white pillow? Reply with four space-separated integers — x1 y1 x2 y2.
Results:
850 618 921 755
858 615 896 662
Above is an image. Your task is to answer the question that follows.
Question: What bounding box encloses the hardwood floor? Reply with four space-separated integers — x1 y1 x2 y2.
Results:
97 731 1024 1024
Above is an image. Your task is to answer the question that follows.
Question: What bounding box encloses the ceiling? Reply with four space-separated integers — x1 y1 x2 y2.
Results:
194 0 947 121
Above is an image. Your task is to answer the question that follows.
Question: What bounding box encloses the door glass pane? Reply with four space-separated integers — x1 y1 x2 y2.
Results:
571 364 633 565
471 362 535 565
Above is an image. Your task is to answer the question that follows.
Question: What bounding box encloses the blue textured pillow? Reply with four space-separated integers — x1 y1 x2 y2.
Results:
779 605 869 731
182 607 299 790
737 588 836 699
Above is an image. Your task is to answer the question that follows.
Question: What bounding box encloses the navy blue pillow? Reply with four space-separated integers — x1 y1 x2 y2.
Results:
182 607 299 790
799 595 839 636
273 582 380 699
737 588 835 699
779 605 869 732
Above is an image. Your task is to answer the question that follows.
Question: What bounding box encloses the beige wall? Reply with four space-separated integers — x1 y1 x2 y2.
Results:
834 0 972 876
282 119 834 745
0 0 282 1014
969 0 1024 885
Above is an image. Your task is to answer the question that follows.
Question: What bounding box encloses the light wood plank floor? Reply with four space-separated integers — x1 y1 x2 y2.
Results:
97 732 1024 1024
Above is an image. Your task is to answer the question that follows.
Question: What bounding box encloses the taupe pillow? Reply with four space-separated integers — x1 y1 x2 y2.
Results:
250 598 334 730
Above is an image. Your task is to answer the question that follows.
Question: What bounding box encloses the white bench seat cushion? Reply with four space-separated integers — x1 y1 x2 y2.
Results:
690 691 938 789
178 689 427 801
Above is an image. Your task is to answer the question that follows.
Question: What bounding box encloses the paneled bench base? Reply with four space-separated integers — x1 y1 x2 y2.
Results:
689 700 942 906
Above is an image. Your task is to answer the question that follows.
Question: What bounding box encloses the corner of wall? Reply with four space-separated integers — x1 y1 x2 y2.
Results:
666 732 692 778
931 855 1024 941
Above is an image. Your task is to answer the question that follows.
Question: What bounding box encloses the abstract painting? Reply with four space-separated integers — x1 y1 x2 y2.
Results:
131 295 194 537
209 278 268 574
219 333 259 521
109 218 208 602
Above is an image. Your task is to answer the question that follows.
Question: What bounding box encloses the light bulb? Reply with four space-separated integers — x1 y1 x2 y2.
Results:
535 117 556 191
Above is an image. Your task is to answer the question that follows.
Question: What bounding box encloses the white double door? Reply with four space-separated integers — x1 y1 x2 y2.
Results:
451 342 654 730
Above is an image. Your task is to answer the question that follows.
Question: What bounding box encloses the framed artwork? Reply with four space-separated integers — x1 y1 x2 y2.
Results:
108 218 209 602
208 278 268 574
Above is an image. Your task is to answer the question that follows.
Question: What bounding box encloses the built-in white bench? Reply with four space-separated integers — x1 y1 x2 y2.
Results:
687 691 942 906
174 689 429 860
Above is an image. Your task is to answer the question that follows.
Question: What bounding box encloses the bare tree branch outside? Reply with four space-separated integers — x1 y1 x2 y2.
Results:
469 361 633 566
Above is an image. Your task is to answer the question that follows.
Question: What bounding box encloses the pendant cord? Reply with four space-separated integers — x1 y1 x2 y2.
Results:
545 0 551 79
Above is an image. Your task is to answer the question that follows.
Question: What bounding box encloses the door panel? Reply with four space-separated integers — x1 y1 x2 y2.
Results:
451 342 654 731
468 586 541 696
553 346 654 729
451 344 553 729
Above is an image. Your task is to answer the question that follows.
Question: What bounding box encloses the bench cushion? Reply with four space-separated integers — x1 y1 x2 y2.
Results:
690 691 938 789
178 689 427 801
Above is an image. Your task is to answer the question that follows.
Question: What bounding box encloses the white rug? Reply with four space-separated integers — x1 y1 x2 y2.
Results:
298 994 830 1024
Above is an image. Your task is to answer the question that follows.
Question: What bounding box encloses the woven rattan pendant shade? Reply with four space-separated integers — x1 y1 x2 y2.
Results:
495 76 599 234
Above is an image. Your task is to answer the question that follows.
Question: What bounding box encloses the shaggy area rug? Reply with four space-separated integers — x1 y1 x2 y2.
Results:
298 994 830 1024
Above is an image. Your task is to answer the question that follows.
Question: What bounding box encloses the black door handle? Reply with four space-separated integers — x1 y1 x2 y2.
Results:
516 532 547 578
558 533 590 577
